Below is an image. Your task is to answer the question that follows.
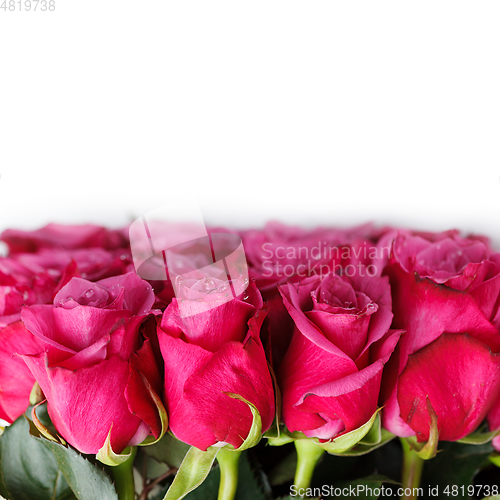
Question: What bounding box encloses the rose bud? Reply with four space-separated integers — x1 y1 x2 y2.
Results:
277 272 401 441
158 278 275 451
19 272 164 456
382 232 500 444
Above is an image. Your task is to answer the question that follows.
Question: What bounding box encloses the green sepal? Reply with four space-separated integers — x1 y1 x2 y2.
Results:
138 376 169 447
268 409 384 455
266 424 307 446
315 407 382 454
29 381 44 406
224 392 262 451
96 425 133 466
162 445 219 500
457 426 500 445
490 452 500 467
29 400 66 445
404 397 439 460
329 414 396 456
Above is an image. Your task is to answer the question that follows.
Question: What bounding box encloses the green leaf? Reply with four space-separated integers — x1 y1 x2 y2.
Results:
142 432 191 468
268 451 297 486
316 408 381 454
96 425 132 466
162 446 219 500
422 441 493 491
224 393 262 451
35 437 119 500
334 475 398 500
0 412 74 500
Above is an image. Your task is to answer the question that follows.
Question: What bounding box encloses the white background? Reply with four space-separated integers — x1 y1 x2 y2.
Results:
0 1 499 244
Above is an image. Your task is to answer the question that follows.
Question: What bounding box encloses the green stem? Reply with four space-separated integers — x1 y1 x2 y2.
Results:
111 447 137 500
400 438 424 500
293 439 325 497
217 448 241 500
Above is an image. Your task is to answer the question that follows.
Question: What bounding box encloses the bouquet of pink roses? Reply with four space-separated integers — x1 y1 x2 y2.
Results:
0 221 499 500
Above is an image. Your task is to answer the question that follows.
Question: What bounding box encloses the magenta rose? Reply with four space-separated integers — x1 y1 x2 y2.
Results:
382 232 500 443
0 246 134 329
0 254 56 328
240 222 369 294
278 272 401 440
158 278 275 451
240 222 399 369
1 223 129 254
19 272 163 455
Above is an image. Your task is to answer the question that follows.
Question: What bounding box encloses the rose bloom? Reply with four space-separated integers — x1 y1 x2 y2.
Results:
20 272 163 454
0 227 134 425
1 223 129 254
240 222 398 369
278 271 401 440
382 231 500 442
158 277 275 451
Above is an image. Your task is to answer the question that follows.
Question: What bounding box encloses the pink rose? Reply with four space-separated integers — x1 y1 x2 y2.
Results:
278 272 401 440
240 222 397 369
1 223 128 254
158 278 275 451
19 272 163 455
0 248 134 328
382 232 500 443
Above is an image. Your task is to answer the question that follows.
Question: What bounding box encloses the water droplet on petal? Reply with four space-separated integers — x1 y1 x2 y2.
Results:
85 289 95 298
202 278 215 292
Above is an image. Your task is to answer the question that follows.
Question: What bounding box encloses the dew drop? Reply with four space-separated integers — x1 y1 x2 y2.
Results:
202 278 215 292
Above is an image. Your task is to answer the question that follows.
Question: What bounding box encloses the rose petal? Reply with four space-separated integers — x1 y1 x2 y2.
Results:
21 305 131 353
21 353 142 454
398 333 500 442
0 321 45 423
